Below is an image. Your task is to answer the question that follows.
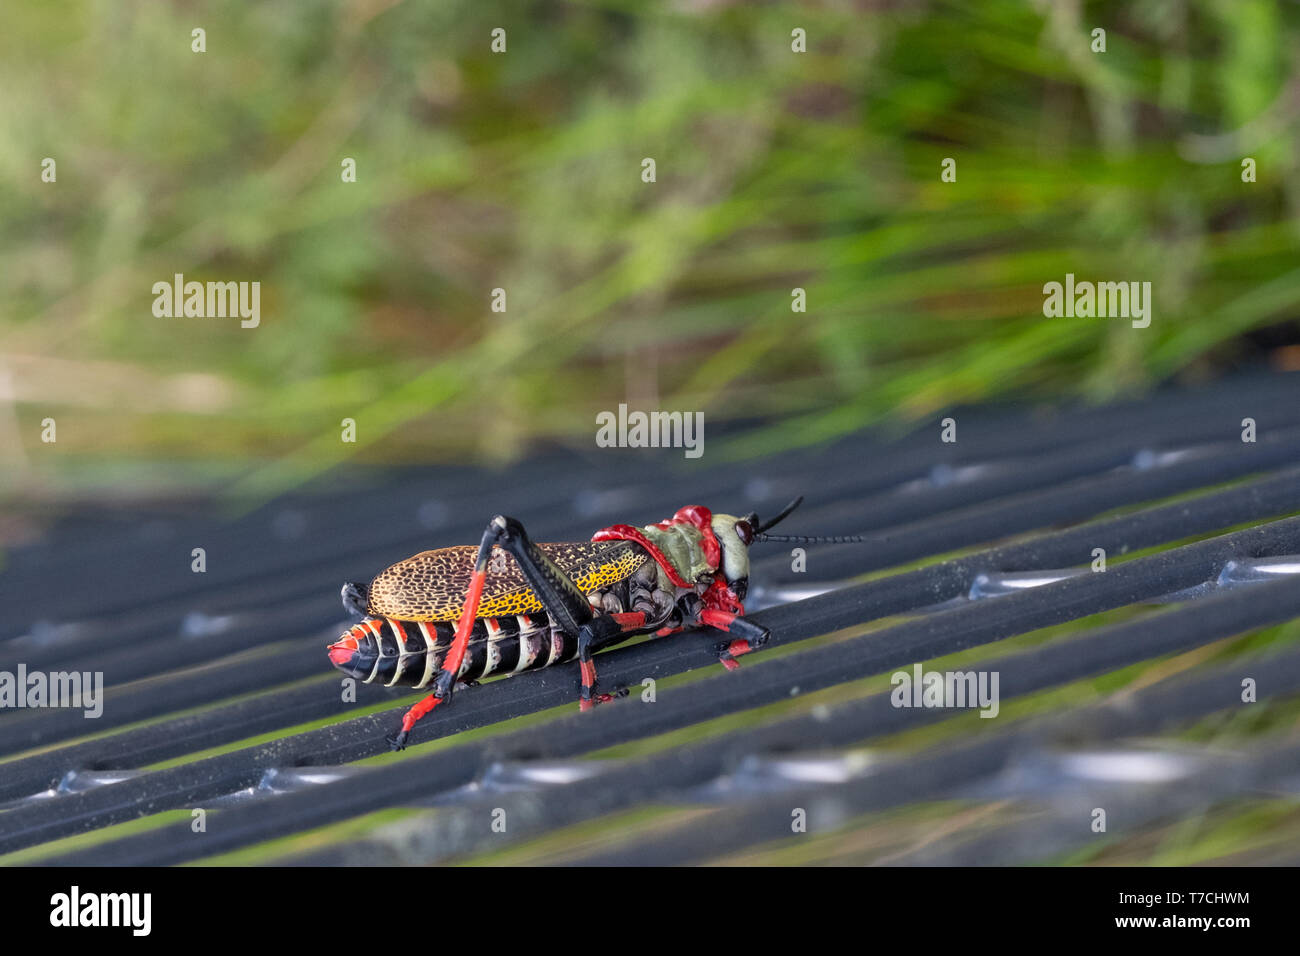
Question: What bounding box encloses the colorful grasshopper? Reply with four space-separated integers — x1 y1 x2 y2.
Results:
328 496 859 749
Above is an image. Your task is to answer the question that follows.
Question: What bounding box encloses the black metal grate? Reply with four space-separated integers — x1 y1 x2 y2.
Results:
3 371 1300 865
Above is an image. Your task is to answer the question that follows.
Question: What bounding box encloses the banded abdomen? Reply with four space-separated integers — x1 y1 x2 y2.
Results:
327 613 575 689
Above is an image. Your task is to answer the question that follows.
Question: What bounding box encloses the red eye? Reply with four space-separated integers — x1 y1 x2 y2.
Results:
735 520 754 546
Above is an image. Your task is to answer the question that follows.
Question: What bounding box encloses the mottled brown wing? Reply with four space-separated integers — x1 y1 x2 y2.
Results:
365 539 649 622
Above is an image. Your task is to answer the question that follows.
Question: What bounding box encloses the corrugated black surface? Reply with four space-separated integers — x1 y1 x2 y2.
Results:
3 372 1300 865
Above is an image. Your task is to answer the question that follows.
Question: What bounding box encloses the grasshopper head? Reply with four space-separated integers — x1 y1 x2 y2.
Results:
708 497 808 598
709 512 754 598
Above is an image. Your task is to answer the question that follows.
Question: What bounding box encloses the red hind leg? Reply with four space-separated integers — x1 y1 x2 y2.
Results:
386 527 494 751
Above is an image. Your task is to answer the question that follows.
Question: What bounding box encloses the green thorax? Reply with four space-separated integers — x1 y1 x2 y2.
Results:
641 522 716 587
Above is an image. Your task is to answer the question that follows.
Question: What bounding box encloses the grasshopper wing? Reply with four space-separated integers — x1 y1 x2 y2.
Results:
366 539 649 622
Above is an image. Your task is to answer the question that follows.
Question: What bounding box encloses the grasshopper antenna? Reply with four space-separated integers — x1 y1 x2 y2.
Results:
754 495 803 533
745 495 864 544
743 495 805 534
753 532 865 544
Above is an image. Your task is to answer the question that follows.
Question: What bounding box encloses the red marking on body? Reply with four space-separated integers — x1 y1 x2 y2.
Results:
327 625 363 667
417 621 435 646
610 612 647 628
666 505 721 570
592 524 693 587
594 505 724 586
699 578 745 616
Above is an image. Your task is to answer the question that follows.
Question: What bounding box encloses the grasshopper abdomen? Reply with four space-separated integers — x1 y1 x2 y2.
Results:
328 613 575 689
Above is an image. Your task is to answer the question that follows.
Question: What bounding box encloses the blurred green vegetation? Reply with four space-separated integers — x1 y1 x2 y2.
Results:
2 0 1298 498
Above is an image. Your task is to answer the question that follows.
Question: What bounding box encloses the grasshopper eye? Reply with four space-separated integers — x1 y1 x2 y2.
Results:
735 520 754 546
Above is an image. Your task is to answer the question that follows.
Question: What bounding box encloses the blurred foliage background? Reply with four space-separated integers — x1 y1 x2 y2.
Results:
2 0 1298 502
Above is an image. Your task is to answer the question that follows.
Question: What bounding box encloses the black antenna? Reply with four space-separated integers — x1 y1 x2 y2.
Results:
754 532 865 544
746 496 864 544
753 495 804 534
